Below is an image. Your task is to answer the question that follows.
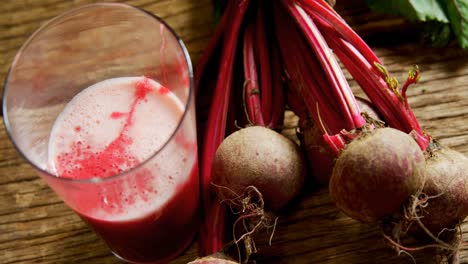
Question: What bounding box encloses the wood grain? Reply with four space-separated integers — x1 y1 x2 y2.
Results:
1 0 467 264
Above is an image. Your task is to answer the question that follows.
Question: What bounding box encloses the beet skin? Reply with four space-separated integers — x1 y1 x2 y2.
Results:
329 128 426 223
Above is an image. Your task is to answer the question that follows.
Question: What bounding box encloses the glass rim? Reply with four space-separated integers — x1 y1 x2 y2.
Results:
2 2 195 184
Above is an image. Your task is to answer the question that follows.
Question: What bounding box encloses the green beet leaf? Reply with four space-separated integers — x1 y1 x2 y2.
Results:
442 0 468 48
423 22 453 47
366 0 449 23
366 0 468 49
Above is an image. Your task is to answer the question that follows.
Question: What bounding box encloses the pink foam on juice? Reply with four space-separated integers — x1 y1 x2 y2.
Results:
50 77 173 178
47 76 199 262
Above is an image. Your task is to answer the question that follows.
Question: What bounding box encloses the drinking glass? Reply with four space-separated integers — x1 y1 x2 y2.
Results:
2 3 199 264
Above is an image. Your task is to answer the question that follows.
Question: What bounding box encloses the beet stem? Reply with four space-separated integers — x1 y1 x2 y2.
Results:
331 36 429 149
298 0 383 71
316 104 345 155
286 2 366 131
401 65 421 108
243 22 265 126
198 0 250 255
274 3 343 136
255 1 273 126
267 41 286 129
299 0 430 150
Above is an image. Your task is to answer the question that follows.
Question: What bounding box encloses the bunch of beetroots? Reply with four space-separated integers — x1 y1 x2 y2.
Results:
194 0 468 262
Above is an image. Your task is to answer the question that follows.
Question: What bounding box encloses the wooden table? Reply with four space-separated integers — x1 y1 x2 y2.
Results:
1 1 467 263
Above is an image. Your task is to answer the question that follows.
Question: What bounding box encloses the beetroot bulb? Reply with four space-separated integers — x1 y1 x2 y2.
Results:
210 126 306 262
300 97 382 185
405 146 468 238
188 253 238 264
329 127 426 223
212 126 306 212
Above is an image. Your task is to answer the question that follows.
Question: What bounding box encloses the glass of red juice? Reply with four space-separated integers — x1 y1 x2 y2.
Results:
2 3 199 264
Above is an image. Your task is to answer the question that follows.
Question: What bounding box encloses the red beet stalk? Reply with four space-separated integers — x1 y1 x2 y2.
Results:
254 1 285 129
297 0 382 69
274 3 349 155
298 0 430 150
282 0 366 132
243 22 265 126
267 41 286 129
254 0 273 126
242 1 285 129
276 1 369 155
197 0 250 255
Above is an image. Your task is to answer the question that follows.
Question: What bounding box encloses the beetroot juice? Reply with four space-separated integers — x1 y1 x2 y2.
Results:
46 76 199 263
